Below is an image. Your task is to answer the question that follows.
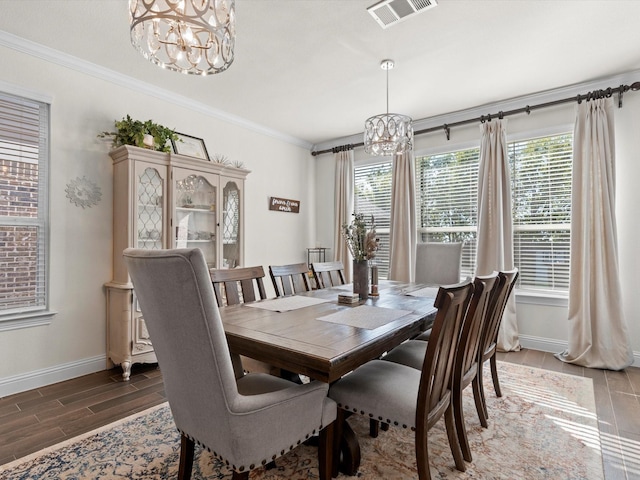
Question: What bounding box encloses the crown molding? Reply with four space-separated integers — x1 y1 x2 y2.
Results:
0 30 313 151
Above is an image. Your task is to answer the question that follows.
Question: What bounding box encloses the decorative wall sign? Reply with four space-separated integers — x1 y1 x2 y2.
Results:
269 196 300 213
65 176 102 209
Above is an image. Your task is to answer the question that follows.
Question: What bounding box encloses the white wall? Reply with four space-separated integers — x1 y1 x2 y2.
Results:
0 43 315 395
1 41 638 398
315 85 640 366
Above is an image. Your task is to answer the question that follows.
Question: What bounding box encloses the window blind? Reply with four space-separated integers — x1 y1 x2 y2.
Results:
354 162 392 278
0 92 49 314
414 133 573 292
416 148 480 279
509 134 572 291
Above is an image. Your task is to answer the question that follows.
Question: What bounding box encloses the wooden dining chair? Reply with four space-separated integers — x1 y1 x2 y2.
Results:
209 265 274 377
382 273 499 463
269 263 311 297
123 248 336 480
415 242 463 286
475 268 519 426
329 279 475 479
209 266 267 306
311 261 346 289
210 265 303 382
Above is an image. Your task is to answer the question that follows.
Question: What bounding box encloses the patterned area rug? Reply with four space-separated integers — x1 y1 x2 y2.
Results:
0 361 603 479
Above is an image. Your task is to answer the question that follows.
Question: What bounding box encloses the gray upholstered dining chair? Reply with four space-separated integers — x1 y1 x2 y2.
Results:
123 248 336 480
329 279 475 479
269 262 312 296
383 273 499 463
475 268 519 427
415 242 463 286
311 261 346 289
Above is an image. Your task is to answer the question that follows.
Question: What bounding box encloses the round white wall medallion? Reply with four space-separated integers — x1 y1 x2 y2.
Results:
66 176 102 209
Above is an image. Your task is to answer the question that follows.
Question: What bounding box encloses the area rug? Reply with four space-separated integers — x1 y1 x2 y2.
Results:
0 362 603 479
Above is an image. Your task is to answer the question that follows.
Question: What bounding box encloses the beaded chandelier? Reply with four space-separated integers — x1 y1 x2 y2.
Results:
364 59 413 156
129 0 235 76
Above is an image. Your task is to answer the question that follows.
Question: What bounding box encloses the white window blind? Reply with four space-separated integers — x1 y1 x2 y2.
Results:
0 91 49 317
415 132 573 292
416 148 479 279
354 162 392 278
509 134 572 291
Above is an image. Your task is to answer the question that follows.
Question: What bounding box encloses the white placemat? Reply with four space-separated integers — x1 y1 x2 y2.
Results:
245 295 332 312
316 305 412 330
406 286 439 298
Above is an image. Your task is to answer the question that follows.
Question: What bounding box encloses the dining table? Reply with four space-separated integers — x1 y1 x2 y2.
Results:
218 280 440 475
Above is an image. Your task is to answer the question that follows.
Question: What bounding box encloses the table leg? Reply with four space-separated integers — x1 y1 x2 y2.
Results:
333 411 361 476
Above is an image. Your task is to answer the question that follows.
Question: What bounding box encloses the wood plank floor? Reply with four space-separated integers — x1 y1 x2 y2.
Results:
1 349 639 479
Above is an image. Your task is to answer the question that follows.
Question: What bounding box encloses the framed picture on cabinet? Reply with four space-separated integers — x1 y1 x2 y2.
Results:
172 133 210 160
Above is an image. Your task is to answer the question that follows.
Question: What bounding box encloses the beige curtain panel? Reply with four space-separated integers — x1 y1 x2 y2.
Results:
556 98 632 370
476 119 520 352
333 149 354 282
388 151 416 282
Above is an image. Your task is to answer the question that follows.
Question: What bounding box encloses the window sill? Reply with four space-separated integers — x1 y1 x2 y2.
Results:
0 310 58 332
515 290 568 308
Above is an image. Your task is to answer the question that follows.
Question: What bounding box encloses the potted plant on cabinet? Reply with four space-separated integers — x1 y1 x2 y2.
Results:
98 115 178 153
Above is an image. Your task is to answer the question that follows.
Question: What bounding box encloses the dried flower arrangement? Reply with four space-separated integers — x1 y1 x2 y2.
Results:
342 213 379 262
211 153 230 165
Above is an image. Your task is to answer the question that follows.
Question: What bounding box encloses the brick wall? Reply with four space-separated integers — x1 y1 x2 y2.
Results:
0 159 39 309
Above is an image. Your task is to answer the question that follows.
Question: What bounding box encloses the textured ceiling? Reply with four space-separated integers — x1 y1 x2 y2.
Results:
1 0 640 147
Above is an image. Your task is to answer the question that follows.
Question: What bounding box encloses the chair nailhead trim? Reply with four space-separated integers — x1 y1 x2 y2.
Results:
178 424 327 473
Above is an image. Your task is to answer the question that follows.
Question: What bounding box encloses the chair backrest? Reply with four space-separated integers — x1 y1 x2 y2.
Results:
455 272 500 384
416 279 474 425
311 261 346 289
209 265 267 306
269 263 311 297
478 268 519 359
123 248 242 459
415 242 463 286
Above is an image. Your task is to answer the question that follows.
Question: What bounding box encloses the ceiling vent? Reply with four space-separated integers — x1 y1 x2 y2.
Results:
367 0 438 29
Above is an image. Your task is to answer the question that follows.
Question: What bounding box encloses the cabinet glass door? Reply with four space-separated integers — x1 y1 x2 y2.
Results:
137 167 164 250
222 179 241 268
174 173 217 267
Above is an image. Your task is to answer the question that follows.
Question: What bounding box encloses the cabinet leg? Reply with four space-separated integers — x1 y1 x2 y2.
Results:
121 361 132 381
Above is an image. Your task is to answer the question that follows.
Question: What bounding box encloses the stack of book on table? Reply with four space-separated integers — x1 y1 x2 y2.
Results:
338 293 360 305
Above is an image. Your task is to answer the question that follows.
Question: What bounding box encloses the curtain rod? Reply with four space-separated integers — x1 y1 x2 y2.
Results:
311 81 640 157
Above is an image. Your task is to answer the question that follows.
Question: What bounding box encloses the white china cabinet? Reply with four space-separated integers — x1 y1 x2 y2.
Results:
105 145 249 379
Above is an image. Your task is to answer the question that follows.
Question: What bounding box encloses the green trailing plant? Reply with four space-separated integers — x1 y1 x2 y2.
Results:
98 115 178 153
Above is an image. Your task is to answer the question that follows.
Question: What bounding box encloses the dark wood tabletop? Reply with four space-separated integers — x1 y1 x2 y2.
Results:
219 281 437 383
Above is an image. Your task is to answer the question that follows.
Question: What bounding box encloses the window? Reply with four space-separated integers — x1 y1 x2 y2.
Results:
416 132 573 293
0 90 51 327
416 148 479 279
354 162 392 278
509 134 572 291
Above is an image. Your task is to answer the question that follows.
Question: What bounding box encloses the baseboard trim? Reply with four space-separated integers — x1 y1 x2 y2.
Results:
0 355 107 398
518 334 640 368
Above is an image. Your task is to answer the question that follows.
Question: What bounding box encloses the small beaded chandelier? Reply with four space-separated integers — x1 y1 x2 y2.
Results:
364 59 413 156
